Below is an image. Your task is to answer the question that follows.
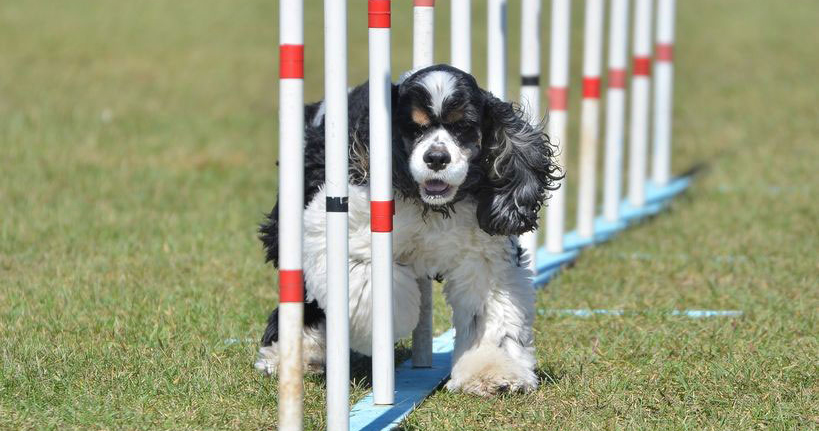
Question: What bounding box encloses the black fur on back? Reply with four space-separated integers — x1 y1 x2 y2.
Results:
259 82 411 267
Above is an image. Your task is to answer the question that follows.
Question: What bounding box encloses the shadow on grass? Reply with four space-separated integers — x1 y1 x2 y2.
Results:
536 363 565 387
310 344 413 390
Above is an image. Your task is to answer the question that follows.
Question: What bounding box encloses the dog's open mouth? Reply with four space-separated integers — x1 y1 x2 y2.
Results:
422 179 451 197
420 179 457 205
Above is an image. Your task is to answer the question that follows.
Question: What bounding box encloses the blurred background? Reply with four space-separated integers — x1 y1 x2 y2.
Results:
1 1 817 429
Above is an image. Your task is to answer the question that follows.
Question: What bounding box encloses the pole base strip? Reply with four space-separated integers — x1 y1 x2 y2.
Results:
371 200 395 232
279 270 304 302
521 75 540 86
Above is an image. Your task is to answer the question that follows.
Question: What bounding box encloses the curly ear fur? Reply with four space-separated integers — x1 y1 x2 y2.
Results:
476 94 561 236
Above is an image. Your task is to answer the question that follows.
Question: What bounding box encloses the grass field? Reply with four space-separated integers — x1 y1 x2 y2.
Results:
1 0 817 430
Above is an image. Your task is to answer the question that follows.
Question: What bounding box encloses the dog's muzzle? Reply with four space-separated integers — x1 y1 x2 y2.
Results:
423 145 451 172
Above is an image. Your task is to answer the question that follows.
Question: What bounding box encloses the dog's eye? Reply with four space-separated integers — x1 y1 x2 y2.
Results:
443 109 464 124
413 122 431 137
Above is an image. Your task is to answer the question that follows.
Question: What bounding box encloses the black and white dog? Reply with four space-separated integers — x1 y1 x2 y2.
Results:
255 65 560 396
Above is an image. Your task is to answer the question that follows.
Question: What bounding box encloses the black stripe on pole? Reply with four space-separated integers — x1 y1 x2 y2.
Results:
521 75 540 86
326 196 349 212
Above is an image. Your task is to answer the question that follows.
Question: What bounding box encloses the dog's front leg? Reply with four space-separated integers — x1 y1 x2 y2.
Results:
444 260 538 396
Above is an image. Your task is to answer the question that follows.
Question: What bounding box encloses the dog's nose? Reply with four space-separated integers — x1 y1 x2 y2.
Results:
423 147 451 171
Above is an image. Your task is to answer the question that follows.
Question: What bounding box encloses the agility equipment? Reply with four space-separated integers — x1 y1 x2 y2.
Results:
545 0 571 255
276 1 304 430
517 0 541 272
576 0 604 240
271 1 689 429
653 0 676 186
410 0 436 370
602 0 630 223
324 0 350 428
628 0 653 208
368 0 395 407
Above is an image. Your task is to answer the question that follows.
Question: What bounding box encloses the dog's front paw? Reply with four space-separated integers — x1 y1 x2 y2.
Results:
446 348 538 396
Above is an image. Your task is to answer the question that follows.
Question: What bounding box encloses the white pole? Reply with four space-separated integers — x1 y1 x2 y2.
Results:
487 0 507 99
576 0 605 239
627 0 653 208
451 0 471 72
652 0 675 186
411 0 434 369
324 0 349 428
368 0 394 406
546 0 571 253
519 0 541 271
602 0 629 222
277 0 304 429
413 0 435 69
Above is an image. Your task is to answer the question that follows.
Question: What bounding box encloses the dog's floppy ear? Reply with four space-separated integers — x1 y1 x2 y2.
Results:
476 93 561 236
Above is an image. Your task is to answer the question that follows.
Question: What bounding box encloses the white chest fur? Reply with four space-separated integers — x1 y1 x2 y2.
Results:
270 183 538 395
299 184 530 353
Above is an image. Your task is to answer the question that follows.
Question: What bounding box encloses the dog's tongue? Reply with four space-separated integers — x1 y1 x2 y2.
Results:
424 180 448 192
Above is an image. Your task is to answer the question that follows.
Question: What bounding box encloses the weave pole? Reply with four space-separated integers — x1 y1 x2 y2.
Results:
413 0 435 69
545 0 571 253
576 0 605 239
324 0 349 428
487 0 507 98
450 0 471 72
518 0 541 271
652 0 676 186
368 0 395 406
627 0 653 208
345 0 692 426
411 0 435 370
277 0 304 429
602 0 629 222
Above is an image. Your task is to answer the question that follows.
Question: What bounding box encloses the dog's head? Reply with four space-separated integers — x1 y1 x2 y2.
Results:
395 65 561 236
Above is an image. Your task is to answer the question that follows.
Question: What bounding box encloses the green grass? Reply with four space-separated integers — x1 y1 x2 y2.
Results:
1 0 817 430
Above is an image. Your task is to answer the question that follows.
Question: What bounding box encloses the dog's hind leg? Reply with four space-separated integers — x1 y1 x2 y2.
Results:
254 300 327 375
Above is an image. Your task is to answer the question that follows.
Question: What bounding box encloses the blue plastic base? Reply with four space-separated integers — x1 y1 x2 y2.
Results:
347 176 691 431
534 177 690 286
349 330 455 431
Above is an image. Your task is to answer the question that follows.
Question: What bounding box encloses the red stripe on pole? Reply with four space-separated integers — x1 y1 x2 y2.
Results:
582 77 601 99
368 0 391 28
371 200 395 232
414 0 434 5
548 87 568 111
633 56 651 76
279 45 304 79
656 43 674 62
279 270 304 302
608 69 627 88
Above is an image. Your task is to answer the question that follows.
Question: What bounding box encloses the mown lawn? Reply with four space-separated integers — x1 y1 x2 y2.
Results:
1 0 817 430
